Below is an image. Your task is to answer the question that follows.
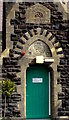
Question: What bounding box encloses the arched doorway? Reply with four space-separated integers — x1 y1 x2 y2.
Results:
14 28 64 118
26 65 50 119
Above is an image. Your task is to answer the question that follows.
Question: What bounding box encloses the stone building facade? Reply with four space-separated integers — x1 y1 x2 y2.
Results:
1 1 69 120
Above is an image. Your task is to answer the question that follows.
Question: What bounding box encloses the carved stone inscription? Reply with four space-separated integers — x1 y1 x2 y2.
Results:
26 40 52 57
26 3 50 24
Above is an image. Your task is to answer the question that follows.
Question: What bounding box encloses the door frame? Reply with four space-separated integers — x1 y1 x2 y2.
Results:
49 72 51 116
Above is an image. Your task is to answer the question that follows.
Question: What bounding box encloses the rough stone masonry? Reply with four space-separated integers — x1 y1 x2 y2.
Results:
1 1 69 120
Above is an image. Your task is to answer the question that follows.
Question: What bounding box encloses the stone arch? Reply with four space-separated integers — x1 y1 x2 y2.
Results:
14 27 64 60
14 27 64 118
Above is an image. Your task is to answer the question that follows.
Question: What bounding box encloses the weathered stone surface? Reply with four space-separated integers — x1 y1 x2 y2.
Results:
26 3 50 24
3 1 69 119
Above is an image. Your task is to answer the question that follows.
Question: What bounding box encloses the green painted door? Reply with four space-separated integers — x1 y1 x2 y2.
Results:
26 65 50 119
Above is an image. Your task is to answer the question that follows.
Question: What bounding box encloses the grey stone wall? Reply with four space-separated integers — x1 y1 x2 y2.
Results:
0 32 2 118
2 2 69 119
0 1 3 118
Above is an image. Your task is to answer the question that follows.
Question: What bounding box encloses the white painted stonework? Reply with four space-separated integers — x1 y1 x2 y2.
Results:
36 56 44 63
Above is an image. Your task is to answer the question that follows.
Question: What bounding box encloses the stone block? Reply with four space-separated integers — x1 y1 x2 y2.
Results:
60 59 67 65
58 111 66 116
58 92 65 100
14 29 22 34
65 101 69 106
7 72 17 78
57 65 64 72
58 107 65 111
15 11 20 18
11 34 18 41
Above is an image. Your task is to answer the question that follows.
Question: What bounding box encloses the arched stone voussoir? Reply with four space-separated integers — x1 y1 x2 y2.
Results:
42 29 47 36
47 32 52 39
14 28 64 62
56 47 64 58
54 42 60 48
20 36 27 43
25 31 32 39
37 27 42 35
30 29 35 36
21 34 57 63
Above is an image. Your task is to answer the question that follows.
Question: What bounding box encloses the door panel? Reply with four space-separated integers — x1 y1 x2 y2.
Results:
26 65 49 119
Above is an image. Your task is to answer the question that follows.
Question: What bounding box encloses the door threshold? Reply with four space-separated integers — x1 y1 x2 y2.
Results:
26 119 51 120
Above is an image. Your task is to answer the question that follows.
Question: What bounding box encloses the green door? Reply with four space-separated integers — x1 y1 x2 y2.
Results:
26 65 50 119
